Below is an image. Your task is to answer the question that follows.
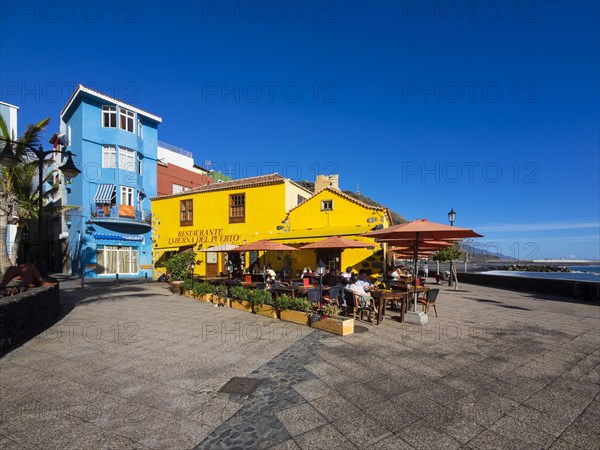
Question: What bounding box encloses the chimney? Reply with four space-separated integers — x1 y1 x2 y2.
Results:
315 174 339 194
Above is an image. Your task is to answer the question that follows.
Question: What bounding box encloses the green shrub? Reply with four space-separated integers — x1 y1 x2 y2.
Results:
182 278 193 291
193 283 214 297
230 285 249 301
322 303 340 318
164 252 196 281
275 293 294 311
289 296 312 313
248 289 273 313
214 284 228 298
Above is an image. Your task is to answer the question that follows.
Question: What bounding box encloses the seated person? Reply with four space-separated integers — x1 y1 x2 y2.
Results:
322 269 338 286
0 263 55 289
356 269 374 292
341 267 353 283
265 264 277 282
388 267 402 280
345 274 373 307
301 266 315 284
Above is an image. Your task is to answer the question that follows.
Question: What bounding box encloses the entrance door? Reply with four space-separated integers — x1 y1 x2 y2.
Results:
206 251 219 277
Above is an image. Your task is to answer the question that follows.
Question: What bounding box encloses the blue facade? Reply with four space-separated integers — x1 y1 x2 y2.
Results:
61 86 161 278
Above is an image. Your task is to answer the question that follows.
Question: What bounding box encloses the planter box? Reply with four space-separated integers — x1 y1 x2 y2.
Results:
255 305 277 319
311 316 354 336
199 294 213 302
231 300 252 312
280 309 311 326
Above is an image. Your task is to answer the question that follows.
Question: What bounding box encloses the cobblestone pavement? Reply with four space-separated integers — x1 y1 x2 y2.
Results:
0 278 599 449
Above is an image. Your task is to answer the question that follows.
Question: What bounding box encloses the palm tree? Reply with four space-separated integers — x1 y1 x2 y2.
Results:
0 115 56 273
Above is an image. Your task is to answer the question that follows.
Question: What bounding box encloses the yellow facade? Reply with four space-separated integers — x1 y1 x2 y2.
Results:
272 188 391 277
151 174 392 279
151 174 311 277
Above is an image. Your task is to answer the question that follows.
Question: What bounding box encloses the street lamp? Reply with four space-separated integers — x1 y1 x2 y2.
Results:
0 139 81 276
316 259 326 305
448 208 456 287
225 260 234 301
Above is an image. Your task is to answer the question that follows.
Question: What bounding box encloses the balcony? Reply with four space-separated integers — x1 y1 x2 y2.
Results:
89 204 152 228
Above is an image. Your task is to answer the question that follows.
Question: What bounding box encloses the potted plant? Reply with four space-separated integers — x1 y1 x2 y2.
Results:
182 278 194 297
278 295 313 326
229 285 250 311
164 252 195 295
311 302 354 336
193 282 215 302
251 289 277 318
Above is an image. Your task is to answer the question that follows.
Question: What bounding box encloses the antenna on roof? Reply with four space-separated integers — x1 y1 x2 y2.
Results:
204 160 211 168
356 184 361 194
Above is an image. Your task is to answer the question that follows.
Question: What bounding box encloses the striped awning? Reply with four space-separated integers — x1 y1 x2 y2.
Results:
94 184 115 203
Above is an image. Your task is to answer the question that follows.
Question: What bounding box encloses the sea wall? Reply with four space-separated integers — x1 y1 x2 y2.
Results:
0 285 61 357
456 273 600 302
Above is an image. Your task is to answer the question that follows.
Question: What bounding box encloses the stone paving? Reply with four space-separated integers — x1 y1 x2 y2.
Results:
0 278 599 449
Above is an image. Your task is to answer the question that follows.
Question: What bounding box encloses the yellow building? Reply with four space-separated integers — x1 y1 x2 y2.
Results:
272 187 392 277
151 173 393 278
151 174 311 277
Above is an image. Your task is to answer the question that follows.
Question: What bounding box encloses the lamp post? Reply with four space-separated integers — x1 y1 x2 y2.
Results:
0 139 81 276
448 208 456 287
316 259 326 306
225 260 234 302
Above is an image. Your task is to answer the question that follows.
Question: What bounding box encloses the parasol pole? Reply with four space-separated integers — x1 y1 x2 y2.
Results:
413 233 419 312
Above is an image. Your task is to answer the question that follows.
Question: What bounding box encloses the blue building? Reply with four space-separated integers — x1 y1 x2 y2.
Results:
60 85 162 278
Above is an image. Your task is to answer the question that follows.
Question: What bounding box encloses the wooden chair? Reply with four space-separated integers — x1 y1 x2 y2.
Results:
417 289 440 317
343 290 376 323
322 285 342 306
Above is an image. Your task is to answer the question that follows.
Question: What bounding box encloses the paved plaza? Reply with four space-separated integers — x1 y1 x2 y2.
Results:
1 279 599 449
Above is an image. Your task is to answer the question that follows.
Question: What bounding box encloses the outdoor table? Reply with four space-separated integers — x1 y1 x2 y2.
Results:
371 289 408 324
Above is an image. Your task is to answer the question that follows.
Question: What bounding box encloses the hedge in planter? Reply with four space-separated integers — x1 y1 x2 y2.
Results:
193 283 215 301
277 294 312 325
164 251 196 282
311 303 354 336
250 289 276 318
213 285 230 307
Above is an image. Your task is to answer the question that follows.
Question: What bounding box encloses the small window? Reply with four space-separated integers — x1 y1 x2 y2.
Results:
229 193 245 223
180 199 193 226
137 154 142 175
102 106 116 128
173 184 184 194
297 195 306 205
118 146 135 172
102 145 116 168
321 200 333 211
138 191 144 208
119 108 135 133
120 186 134 206
137 119 143 138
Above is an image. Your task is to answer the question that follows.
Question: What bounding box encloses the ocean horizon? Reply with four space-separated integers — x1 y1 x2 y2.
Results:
479 266 600 283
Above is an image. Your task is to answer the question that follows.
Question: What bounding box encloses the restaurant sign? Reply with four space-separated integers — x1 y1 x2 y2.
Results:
166 228 240 246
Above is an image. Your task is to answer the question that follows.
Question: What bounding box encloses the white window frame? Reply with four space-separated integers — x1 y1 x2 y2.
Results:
120 186 134 206
321 199 334 211
173 184 184 194
102 105 117 128
119 108 135 133
118 146 135 172
97 245 138 275
137 118 143 138
137 154 142 175
102 145 116 168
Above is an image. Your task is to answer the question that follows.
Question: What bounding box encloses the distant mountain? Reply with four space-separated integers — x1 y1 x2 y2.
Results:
462 243 515 261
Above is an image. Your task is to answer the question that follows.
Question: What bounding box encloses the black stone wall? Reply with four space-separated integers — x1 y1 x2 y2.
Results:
457 272 600 302
0 285 60 357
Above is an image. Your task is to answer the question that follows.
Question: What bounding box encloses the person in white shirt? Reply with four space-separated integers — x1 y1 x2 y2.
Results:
341 267 353 283
356 269 374 291
345 274 373 307
421 263 429 278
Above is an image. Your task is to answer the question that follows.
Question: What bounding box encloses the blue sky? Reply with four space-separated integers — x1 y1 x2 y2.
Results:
1 0 599 260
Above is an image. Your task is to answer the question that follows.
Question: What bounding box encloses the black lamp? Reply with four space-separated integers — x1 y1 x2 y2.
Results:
448 208 456 226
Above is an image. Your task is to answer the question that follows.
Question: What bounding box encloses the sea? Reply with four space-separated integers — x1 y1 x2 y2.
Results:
480 266 600 283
